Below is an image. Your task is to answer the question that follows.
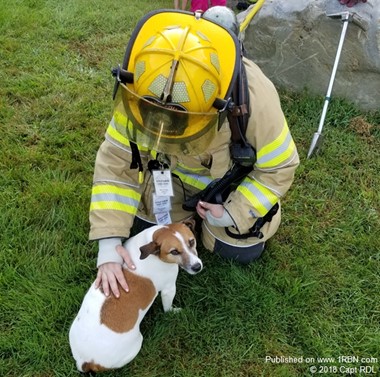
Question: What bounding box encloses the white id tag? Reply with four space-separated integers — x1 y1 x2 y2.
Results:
155 212 172 225
153 193 172 214
152 170 174 197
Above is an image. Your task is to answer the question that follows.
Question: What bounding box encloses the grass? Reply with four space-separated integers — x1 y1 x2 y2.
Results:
1 1 379 376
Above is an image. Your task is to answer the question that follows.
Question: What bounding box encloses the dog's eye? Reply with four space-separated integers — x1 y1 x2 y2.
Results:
170 249 180 256
189 239 195 248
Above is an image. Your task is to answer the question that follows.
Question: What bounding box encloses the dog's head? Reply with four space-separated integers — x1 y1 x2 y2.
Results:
139 219 202 274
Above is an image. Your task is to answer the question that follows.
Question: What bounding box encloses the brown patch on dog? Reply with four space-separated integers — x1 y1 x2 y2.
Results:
82 360 108 373
140 223 196 261
156 223 195 248
151 223 196 266
100 270 156 333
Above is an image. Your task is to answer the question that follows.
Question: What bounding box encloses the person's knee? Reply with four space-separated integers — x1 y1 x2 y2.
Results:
213 240 265 264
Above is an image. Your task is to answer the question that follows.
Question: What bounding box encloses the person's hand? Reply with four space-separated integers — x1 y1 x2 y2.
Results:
196 201 225 220
95 245 136 298
196 201 235 227
339 0 367 7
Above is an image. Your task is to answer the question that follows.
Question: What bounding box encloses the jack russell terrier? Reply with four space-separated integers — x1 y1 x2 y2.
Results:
69 220 202 373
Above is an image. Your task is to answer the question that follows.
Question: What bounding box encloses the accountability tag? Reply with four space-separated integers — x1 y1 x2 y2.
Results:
152 170 174 197
155 212 172 225
153 193 172 214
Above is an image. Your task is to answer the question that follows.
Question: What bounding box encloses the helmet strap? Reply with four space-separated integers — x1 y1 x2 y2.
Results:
161 60 179 104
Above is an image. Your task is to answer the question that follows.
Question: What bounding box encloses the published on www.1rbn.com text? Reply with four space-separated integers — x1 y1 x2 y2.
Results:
265 355 378 374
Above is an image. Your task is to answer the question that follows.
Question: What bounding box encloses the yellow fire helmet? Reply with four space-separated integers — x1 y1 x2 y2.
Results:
113 9 240 155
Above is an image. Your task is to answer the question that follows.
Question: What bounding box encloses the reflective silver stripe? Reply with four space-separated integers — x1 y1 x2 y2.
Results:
239 180 274 212
91 193 140 208
256 132 292 165
173 166 213 189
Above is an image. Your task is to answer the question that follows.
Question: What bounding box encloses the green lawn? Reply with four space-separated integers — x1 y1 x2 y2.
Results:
1 1 379 376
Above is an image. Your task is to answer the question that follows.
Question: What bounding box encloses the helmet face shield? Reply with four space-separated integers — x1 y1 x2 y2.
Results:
116 83 219 155
138 95 189 137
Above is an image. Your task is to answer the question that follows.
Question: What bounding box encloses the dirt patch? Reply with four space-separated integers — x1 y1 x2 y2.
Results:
349 116 375 143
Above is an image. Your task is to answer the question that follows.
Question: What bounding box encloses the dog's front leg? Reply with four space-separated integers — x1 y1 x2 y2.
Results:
161 286 179 312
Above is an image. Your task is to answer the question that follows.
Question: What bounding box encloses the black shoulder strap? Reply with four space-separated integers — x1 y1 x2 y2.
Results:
227 49 256 167
227 57 250 145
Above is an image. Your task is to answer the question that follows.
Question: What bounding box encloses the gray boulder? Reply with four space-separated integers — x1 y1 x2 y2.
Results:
234 0 380 110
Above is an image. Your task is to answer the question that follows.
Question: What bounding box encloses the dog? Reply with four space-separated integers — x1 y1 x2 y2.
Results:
69 220 202 373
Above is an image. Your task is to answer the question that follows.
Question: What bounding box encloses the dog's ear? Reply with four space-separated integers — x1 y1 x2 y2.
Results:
182 218 196 234
140 242 160 260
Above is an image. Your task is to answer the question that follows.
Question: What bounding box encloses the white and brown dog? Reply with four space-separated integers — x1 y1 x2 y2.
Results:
69 220 202 373
69 220 203 372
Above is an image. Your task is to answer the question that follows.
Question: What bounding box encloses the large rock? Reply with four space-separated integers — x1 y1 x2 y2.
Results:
234 0 380 110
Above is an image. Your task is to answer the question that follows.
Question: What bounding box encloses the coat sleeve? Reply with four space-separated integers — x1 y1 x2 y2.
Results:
223 58 300 234
89 113 145 240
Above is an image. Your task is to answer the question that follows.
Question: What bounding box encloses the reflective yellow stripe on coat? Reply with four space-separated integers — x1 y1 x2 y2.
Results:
172 165 213 191
256 119 296 169
237 178 278 217
90 184 141 215
106 111 149 152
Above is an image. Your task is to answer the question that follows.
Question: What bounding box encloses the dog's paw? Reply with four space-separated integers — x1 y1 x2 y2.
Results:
168 307 182 314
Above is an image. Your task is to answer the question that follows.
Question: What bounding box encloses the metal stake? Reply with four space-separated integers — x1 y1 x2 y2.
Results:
307 11 350 158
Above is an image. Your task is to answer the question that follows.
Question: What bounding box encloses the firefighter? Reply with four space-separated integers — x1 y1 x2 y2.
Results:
90 8 300 297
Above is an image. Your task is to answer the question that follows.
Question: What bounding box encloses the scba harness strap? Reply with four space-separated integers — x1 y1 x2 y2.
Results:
224 45 280 240
183 49 279 240
182 39 280 239
227 45 256 167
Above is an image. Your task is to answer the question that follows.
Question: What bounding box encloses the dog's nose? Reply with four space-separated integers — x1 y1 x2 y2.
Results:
191 262 202 273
